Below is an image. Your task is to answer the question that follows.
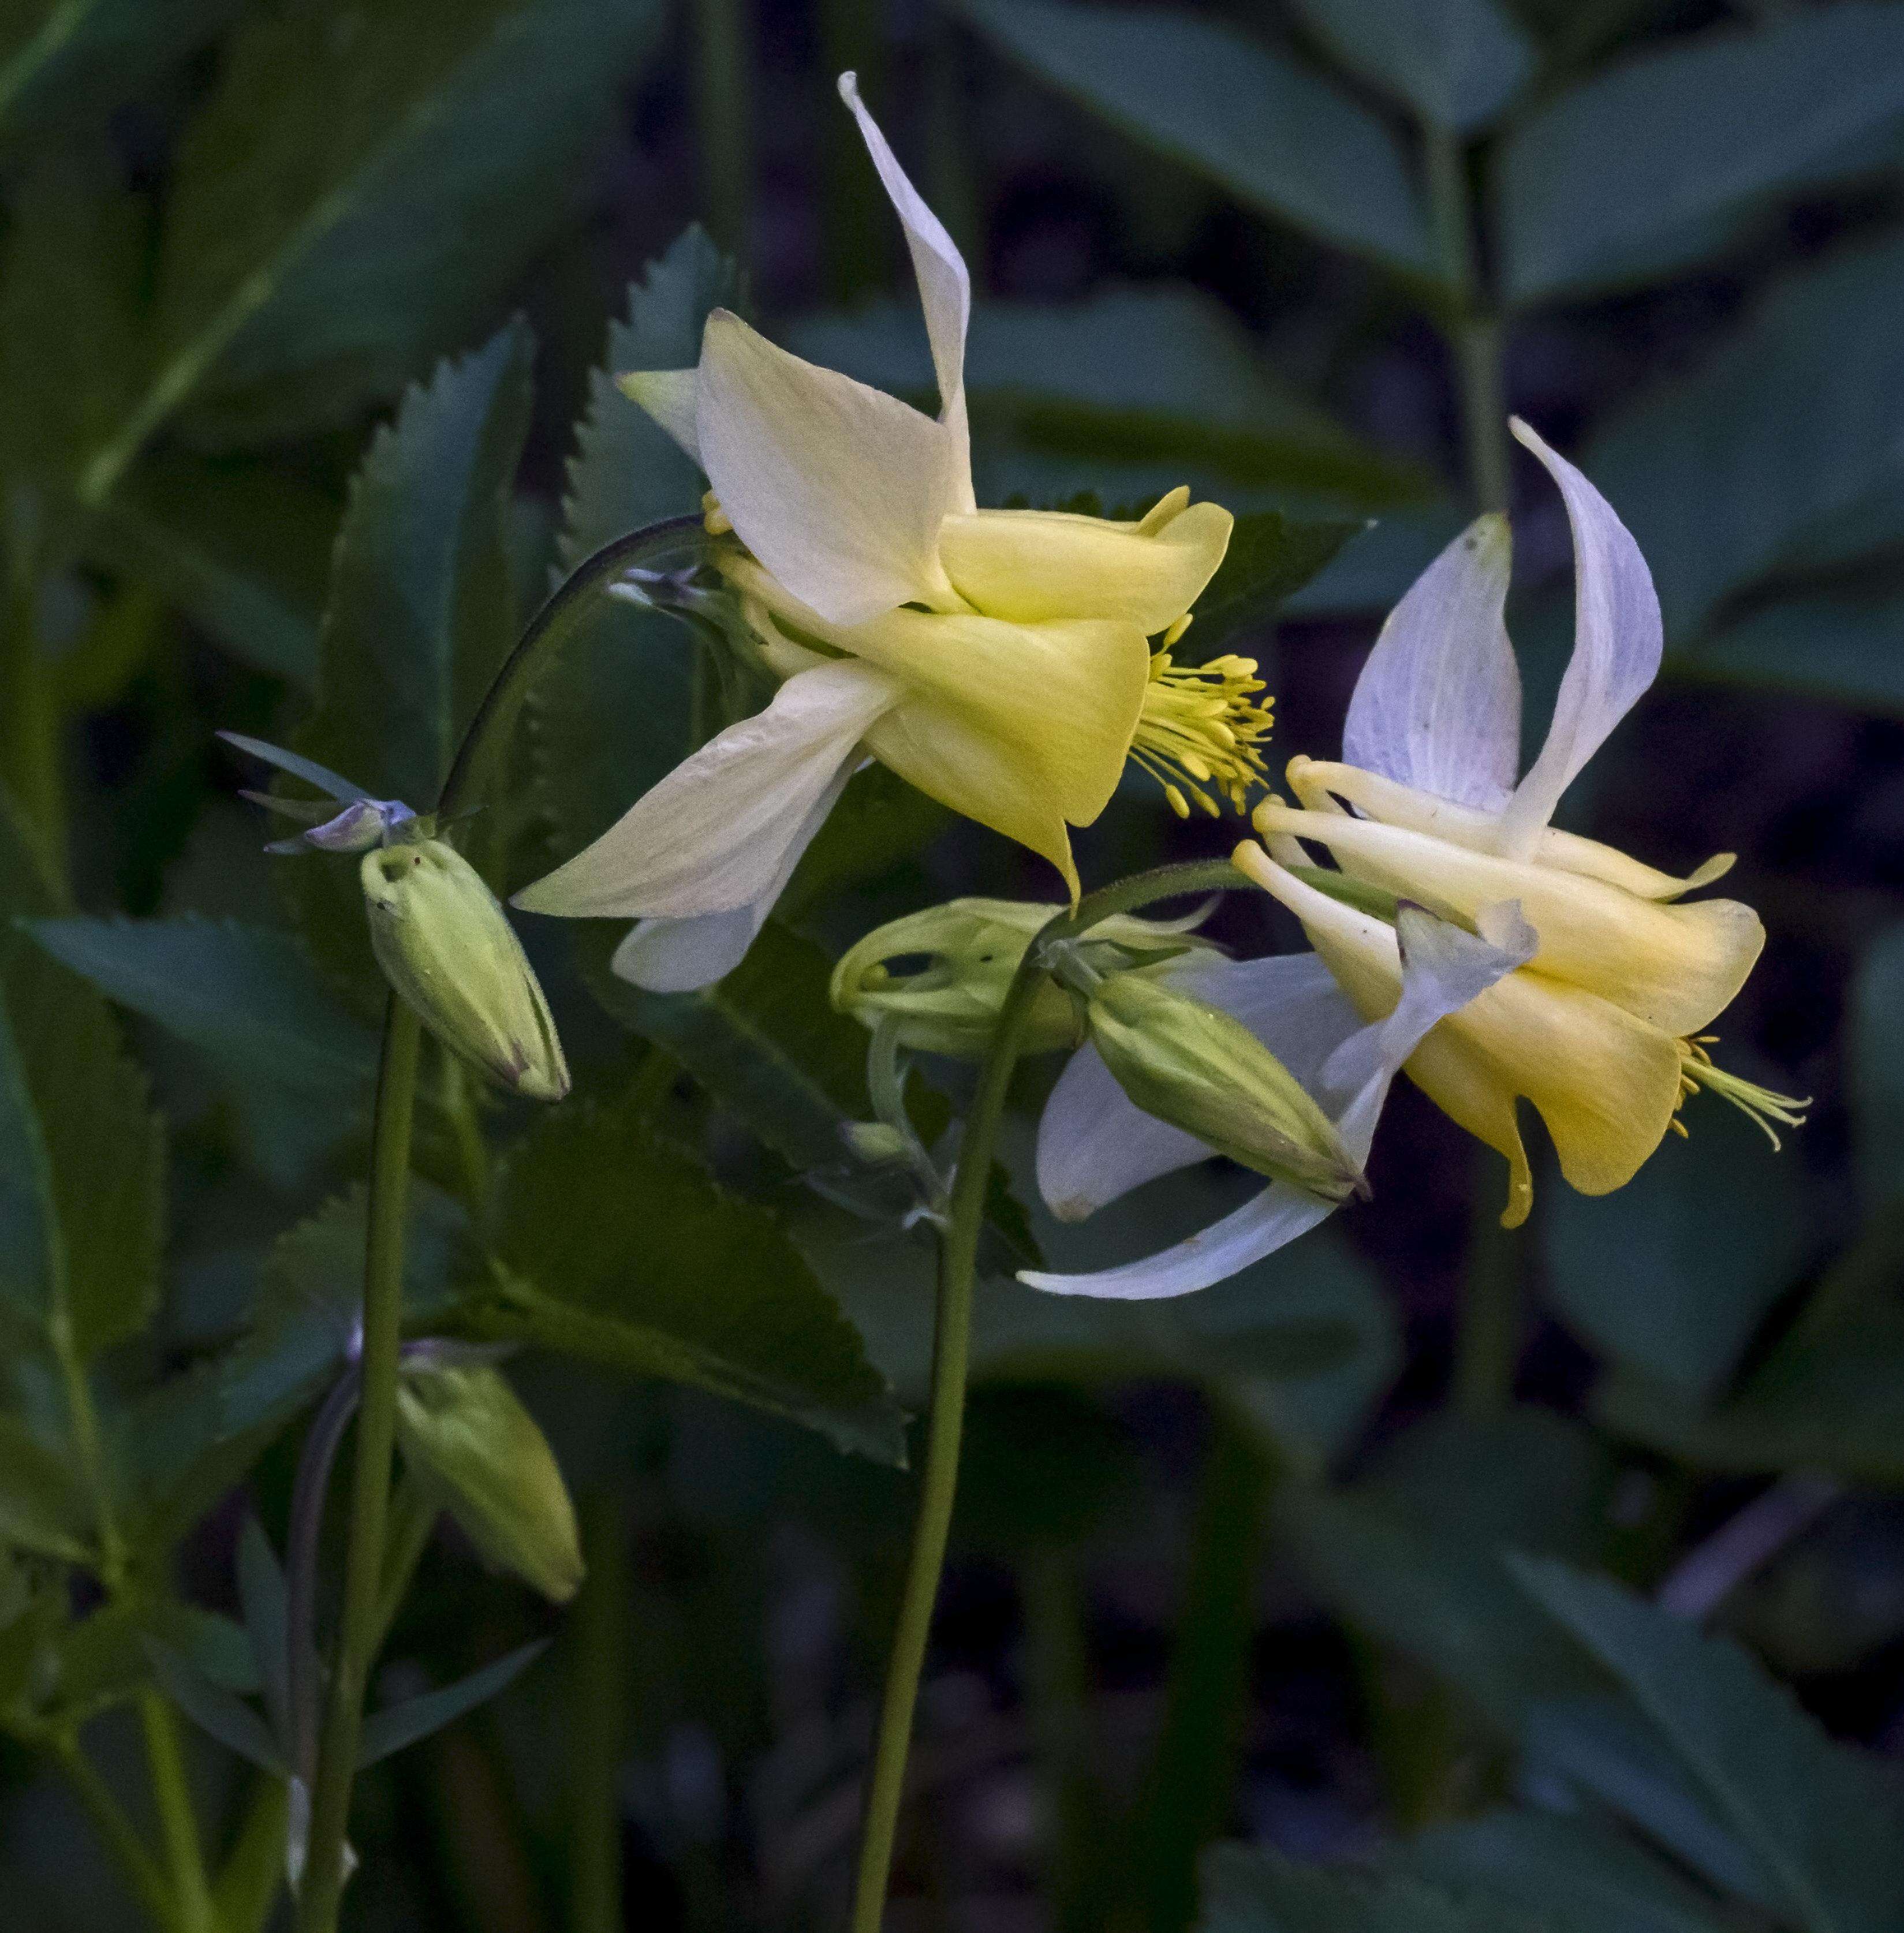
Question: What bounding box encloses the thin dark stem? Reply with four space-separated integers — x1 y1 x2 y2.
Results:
1423 125 1509 515
285 1368 365 1784
294 999 423 1933
849 860 1247 1930
570 1489 632 1933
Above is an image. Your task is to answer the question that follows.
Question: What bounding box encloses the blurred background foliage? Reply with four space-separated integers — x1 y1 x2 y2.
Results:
5 0 1904 1928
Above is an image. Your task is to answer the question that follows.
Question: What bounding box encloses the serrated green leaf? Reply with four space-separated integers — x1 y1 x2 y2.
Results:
580 919 875 1171
87 449 335 687
0 0 239 144
787 287 1431 512
483 1092 904 1462
1289 0 1533 134
1191 511 1362 644
77 0 659 496
286 320 536 1009
25 916 376 1189
395 1364 582 1602
1197 1843 1551 1933
1499 6 1904 305
529 230 741 869
1541 1101 1813 1401
1513 1558 1904 1933
356 1638 545 1768
1589 236 1904 644
1398 1811 1735 1933
0 935 164 1362
955 0 1437 277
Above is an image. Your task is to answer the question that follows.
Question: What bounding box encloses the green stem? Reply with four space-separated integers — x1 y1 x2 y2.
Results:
54 1733 179 1932
0 558 65 881
1453 1143 1521 1416
1423 126 1509 514
569 1490 631 1933
140 1693 216 1933
293 998 424 1933
849 861 1246 1931
1134 1405 1270 1933
693 0 753 267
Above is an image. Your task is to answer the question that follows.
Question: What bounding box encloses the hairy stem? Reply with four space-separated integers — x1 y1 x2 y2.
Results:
849 861 1246 1929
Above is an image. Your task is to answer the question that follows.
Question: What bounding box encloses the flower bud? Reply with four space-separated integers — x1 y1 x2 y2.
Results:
360 838 569 1101
395 1364 584 1603
831 898 1218 1059
1085 971 1366 1203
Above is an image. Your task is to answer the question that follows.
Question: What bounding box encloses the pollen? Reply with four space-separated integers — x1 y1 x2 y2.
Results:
1129 648 1274 819
1675 1037 1809 1150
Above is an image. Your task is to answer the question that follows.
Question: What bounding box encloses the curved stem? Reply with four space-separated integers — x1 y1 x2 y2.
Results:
293 999 422 1933
285 1367 365 1785
849 860 1245 1930
54 1733 179 1932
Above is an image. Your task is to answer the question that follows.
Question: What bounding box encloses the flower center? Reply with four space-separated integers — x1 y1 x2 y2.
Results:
1130 641 1274 819
1674 1038 1809 1148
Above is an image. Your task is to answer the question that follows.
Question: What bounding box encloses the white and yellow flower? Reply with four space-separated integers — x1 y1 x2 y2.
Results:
1235 418 1801 1230
1024 902 1535 1298
513 74 1253 992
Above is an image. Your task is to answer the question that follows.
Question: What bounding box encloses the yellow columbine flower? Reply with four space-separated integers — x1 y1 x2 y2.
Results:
513 73 1254 992
1234 418 1802 1230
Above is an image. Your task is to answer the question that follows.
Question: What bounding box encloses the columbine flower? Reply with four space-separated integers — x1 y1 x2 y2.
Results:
513 73 1257 993
1024 904 1535 1299
1234 418 1802 1230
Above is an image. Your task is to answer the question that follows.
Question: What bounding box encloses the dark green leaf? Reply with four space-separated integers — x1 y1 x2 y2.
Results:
1678 592 1904 718
77 0 660 492
1399 1812 1735 1933
1498 5 1904 305
529 230 741 870
1289 0 1533 133
1513 1557 1904 1933
0 1409 96 1561
1278 1410 1611 1733
25 916 376 1189
483 1093 905 1462
580 919 874 1171
780 764 952 923
1197 1843 1550 1933
143 1641 285 1775
356 1638 546 1768
954 0 1438 276
236 1519 291 1745
87 449 336 687
1192 512 1363 643
1857 925 1904 1205
0 0 238 144
1589 236 1904 643
1541 1101 1814 1400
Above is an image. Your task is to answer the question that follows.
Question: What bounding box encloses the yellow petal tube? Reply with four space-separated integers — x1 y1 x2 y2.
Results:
936 487 1234 631
1235 844 1686 1228
1255 797 1764 1038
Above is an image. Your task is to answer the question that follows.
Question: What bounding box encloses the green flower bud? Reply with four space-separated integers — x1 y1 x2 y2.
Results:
360 838 569 1102
395 1364 584 1603
831 897 1216 1059
1085 971 1367 1204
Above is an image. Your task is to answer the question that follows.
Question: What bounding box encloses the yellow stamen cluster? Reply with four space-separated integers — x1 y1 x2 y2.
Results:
1674 1037 1809 1148
1129 639 1274 820
701 490 733 536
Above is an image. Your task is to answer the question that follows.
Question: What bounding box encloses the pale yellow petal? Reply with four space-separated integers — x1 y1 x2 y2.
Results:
618 368 700 464
1289 757 1735 901
938 495 1233 630
1257 799 1763 1037
695 309 961 626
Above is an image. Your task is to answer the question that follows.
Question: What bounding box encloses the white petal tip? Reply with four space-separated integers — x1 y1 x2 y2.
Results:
838 70 860 106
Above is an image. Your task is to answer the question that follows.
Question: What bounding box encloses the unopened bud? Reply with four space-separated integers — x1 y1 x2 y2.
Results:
831 898 1218 1059
1085 972 1366 1204
360 838 569 1101
395 1364 584 1603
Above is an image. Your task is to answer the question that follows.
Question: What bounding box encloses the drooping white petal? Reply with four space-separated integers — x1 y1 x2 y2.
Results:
513 661 895 920
1034 952 1354 1222
838 70 975 514
1497 418 1662 855
696 309 961 625
1342 512 1520 811
610 759 858 992
618 369 701 464
1021 904 1533 1301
